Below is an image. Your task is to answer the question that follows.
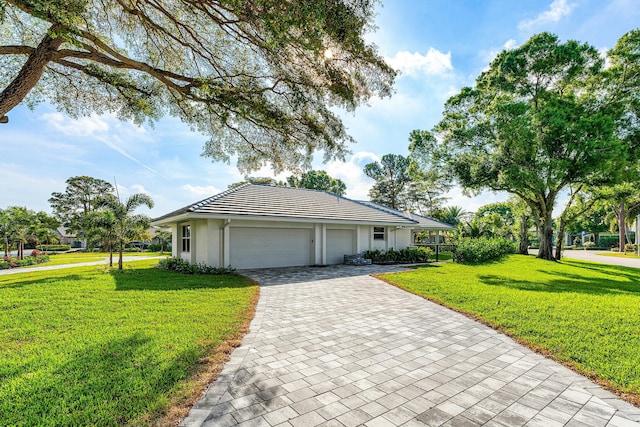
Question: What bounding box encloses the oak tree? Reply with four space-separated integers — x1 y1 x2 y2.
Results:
0 0 395 171
286 170 346 195
429 32 635 261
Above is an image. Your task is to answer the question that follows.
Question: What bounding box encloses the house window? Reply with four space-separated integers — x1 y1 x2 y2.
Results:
373 227 386 241
181 225 191 252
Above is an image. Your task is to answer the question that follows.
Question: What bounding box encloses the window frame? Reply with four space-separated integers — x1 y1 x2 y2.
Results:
373 226 386 241
181 224 191 252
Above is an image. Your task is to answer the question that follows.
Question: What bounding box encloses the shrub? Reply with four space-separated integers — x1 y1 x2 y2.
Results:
452 237 516 264
583 241 595 249
37 244 71 252
363 247 433 264
147 243 171 252
624 243 637 253
0 253 50 269
157 257 235 275
123 247 142 252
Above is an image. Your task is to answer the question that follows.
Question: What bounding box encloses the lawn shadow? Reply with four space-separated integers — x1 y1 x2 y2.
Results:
1 332 204 425
478 260 640 296
111 266 255 291
0 274 85 290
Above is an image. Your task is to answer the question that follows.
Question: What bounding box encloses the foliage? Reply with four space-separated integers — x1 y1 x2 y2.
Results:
407 130 452 216
364 154 413 210
436 205 468 227
0 260 257 425
147 243 170 252
286 170 346 195
381 255 640 398
425 32 640 260
0 1 395 172
157 257 235 275
0 206 60 258
228 177 286 189
97 193 154 270
48 176 114 235
0 252 50 269
363 247 433 264
152 228 172 252
452 237 516 263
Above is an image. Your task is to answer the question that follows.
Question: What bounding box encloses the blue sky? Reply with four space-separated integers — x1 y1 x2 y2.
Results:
1 0 639 218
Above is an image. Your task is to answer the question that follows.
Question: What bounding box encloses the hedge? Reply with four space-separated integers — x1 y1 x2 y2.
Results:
452 237 516 263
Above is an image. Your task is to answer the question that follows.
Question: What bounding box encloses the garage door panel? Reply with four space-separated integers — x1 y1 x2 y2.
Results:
327 229 354 265
230 227 312 269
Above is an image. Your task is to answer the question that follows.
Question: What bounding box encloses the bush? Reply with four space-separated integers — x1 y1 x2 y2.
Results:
37 244 71 252
157 257 235 275
584 241 595 248
452 237 516 264
0 253 50 269
147 243 171 252
624 244 637 253
363 247 433 264
123 247 142 252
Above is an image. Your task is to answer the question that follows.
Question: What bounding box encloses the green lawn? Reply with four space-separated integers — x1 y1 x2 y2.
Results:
379 255 640 401
0 260 258 426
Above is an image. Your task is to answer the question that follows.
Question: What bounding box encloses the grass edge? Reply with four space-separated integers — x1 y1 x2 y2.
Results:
371 272 640 409
150 277 261 427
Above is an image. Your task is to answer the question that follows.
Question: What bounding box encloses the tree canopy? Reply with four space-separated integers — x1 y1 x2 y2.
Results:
286 170 346 195
49 175 114 233
425 31 640 260
1 0 396 172
364 154 412 210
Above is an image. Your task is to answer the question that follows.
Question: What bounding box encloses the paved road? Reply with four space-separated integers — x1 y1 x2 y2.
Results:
181 265 640 427
0 256 164 276
533 249 640 269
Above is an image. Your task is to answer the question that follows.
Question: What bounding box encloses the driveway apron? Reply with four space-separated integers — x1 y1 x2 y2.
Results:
181 265 640 427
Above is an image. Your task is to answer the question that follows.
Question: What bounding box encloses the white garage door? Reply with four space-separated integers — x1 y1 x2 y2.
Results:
326 229 354 264
230 227 312 269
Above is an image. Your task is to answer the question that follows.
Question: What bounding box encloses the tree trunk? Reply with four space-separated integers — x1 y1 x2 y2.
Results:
518 213 529 255
537 211 555 261
619 201 626 252
555 221 566 260
109 247 113 267
0 24 66 120
118 243 123 271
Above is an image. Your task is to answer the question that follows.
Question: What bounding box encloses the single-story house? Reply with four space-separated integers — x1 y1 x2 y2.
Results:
152 184 453 269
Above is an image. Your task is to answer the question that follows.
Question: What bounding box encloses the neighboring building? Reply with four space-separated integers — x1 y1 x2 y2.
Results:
152 184 453 269
56 226 85 248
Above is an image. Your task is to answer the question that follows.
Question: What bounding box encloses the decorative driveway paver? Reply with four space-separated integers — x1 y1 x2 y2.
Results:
181 265 640 426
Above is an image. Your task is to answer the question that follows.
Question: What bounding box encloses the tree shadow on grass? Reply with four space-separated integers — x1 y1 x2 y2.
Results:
0 274 85 290
111 266 255 291
0 332 205 426
478 262 640 296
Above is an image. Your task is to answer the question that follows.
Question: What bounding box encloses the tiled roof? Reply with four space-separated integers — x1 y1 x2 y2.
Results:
153 184 419 225
357 201 455 230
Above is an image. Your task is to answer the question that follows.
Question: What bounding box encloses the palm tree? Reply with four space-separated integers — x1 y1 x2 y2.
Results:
98 193 154 270
154 229 172 253
439 205 468 227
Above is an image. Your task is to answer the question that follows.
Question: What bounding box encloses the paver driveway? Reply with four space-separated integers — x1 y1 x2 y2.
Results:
181 265 640 427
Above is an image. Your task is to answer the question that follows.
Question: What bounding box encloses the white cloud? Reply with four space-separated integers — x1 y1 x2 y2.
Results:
325 152 379 200
42 112 158 175
131 184 151 195
182 184 222 197
503 39 517 50
518 0 576 30
385 48 453 77
43 112 109 136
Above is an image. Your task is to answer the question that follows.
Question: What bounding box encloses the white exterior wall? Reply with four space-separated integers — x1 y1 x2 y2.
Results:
168 219 415 269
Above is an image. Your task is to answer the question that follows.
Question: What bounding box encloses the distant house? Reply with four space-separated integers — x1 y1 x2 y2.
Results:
56 227 85 248
152 184 453 269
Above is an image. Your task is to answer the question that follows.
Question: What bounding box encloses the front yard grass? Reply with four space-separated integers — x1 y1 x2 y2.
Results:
0 259 258 426
379 254 640 404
